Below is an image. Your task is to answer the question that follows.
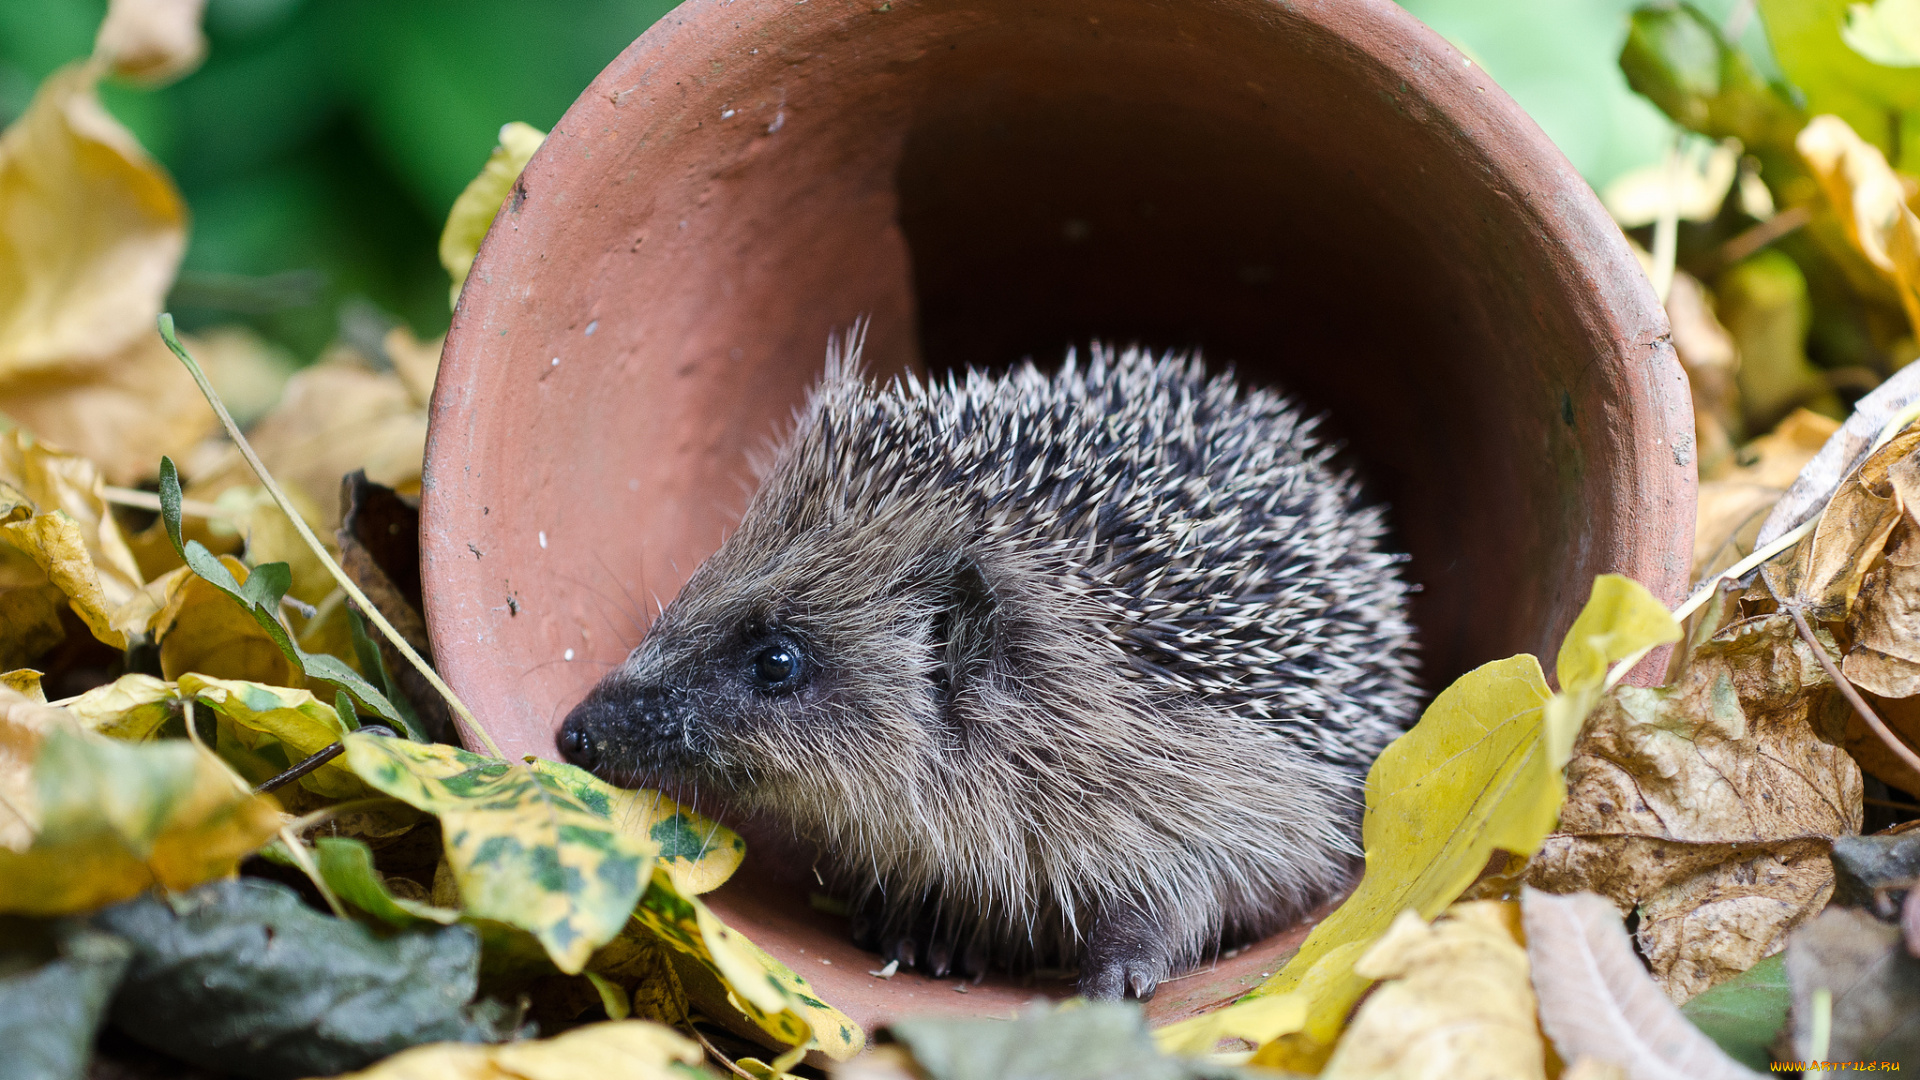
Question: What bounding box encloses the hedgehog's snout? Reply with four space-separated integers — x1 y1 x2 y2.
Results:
557 679 694 781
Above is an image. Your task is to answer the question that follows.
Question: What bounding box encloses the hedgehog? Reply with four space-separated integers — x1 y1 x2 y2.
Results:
558 336 1420 1000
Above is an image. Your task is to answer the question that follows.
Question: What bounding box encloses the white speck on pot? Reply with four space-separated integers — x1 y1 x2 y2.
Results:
538 531 548 549
584 320 598 336
721 108 735 119
819 957 831 966
564 649 574 661
869 959 898 979
627 478 640 492
767 111 785 134
550 357 560 367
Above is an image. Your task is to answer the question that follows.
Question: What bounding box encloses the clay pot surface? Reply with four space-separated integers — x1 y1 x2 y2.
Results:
424 0 1695 1034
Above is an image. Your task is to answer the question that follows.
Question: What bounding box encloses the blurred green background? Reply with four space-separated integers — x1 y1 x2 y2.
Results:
0 0 1773 359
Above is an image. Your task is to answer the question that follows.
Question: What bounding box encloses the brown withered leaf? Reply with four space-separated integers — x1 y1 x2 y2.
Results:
1320 902 1545 1080
1762 426 1920 621
1529 615 1863 1002
336 472 448 743
1694 411 1840 584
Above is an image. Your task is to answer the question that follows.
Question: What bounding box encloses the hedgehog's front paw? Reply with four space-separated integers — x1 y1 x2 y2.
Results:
1079 906 1176 1001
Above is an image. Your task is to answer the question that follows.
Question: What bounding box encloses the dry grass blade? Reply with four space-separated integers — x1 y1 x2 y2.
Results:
1522 889 1760 1080
155 315 503 759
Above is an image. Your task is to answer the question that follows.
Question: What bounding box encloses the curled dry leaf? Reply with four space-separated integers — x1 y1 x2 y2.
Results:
1755 348 1920 549
0 683 75 851
1529 615 1863 1002
1319 902 1545 1080
1522 889 1760 1080
1763 426 1920 621
1798 114 1920 336
92 0 209 86
0 431 145 651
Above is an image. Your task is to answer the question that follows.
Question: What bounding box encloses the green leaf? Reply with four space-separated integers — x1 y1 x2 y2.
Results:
346 606 426 739
0 926 130 1080
157 458 412 735
1759 0 1920 171
0 726 282 916
92 877 515 1079
1844 0 1920 66
313 835 459 928
179 674 362 798
339 734 655 974
1680 953 1791 1071
1621 2 1805 159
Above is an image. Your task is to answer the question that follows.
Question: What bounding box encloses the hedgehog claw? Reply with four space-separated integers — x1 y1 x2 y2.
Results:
1079 906 1174 1001
926 938 954 978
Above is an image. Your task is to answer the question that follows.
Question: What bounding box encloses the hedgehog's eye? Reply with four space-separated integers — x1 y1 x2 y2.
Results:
748 638 805 694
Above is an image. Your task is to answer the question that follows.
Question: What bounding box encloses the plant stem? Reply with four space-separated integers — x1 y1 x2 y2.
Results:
1785 602 1920 780
158 315 505 760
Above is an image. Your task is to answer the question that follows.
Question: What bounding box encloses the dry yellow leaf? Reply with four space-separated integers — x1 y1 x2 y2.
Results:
0 62 183 375
185 325 295 428
1529 615 1862 1002
93 0 208 86
0 329 217 486
1320 902 1545 1080
152 553 302 686
1799 114 1920 336
384 325 442 408
323 1019 702 1080
441 121 546 308
0 684 74 851
0 685 281 914
0 431 147 651
192 357 428 532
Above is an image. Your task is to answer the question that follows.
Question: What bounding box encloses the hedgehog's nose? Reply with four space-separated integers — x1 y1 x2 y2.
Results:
556 711 599 770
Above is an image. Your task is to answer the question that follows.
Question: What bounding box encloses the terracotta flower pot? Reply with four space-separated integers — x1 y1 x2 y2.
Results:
423 0 1695 1034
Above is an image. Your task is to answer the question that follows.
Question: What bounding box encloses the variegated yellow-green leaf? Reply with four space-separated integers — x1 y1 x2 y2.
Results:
340 733 654 974
1 668 44 700
1160 575 1679 1070
631 868 863 1062
523 757 744 895
63 673 176 740
0 718 281 915
324 1018 703 1080
180 674 359 797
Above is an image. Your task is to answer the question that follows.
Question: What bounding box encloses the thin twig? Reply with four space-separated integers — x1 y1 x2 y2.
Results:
1785 603 1920 779
1712 203 1810 268
101 485 230 521
157 315 503 759
184 699 349 918
686 1023 756 1080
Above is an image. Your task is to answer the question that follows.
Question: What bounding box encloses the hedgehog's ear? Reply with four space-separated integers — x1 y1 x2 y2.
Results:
928 554 997 708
